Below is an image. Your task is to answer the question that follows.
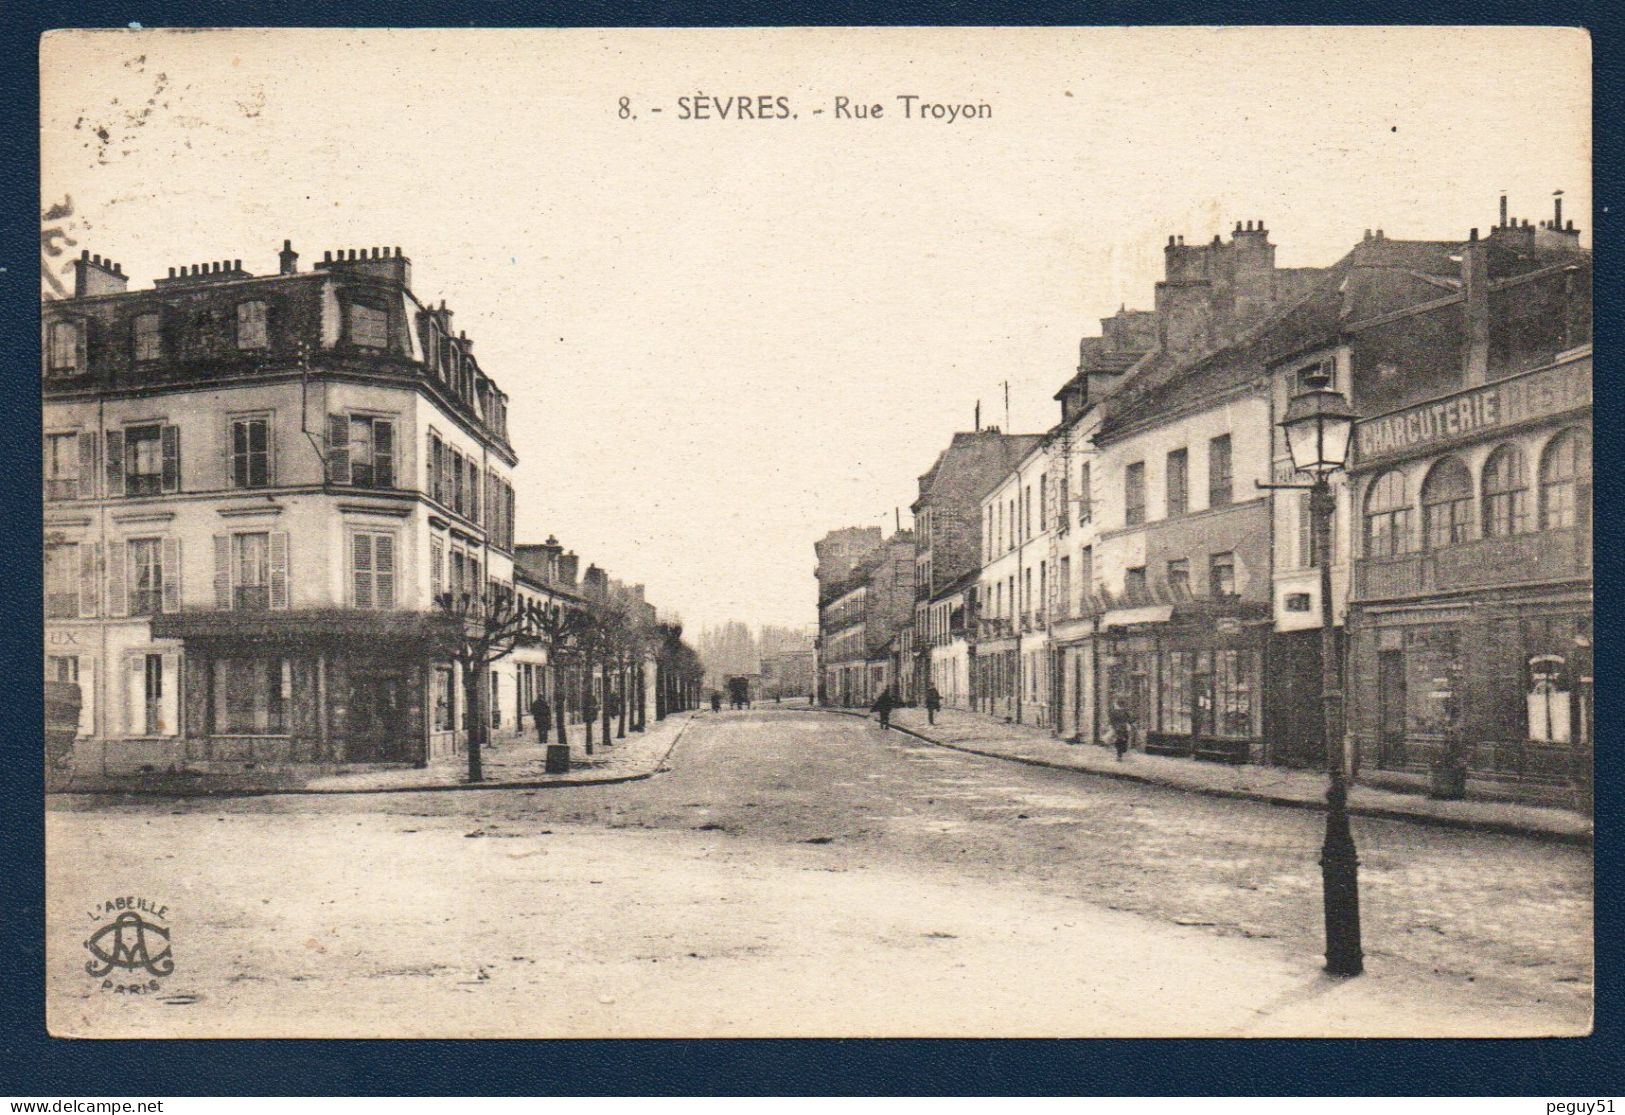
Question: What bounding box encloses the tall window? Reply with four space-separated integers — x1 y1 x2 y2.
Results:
236 301 268 349
47 321 81 373
44 432 83 500
1166 448 1189 516
122 423 179 496
45 543 78 619
347 303 388 348
1209 552 1236 597
1208 435 1233 508
1481 444 1529 537
133 313 162 362
1297 491 1335 568
1124 461 1146 526
1539 428 1591 531
1124 566 1147 602
1057 556 1071 619
1077 463 1091 524
233 532 271 610
210 658 291 734
1166 558 1191 598
1023 486 1032 540
328 414 395 488
350 531 397 609
1038 476 1048 531
1363 470 1412 557
1422 457 1474 549
128 538 164 616
230 415 272 488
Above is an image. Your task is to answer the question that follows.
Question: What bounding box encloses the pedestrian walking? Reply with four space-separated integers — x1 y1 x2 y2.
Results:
871 687 896 731
529 693 551 744
710 691 723 713
924 684 942 726
1108 697 1133 761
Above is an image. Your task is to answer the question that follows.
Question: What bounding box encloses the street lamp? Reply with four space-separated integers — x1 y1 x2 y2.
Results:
1279 367 1362 978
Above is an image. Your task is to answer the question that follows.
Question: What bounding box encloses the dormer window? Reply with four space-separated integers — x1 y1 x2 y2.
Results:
47 320 81 374
1294 357 1338 393
347 303 388 349
133 313 163 362
236 301 268 350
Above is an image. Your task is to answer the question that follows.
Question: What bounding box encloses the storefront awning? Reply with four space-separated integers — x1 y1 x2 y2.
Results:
1101 605 1175 629
152 608 460 650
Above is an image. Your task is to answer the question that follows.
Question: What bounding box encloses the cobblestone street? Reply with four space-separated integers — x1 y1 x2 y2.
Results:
48 709 1591 1037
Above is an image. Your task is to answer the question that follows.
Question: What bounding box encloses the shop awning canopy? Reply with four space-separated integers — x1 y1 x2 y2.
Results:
153 608 463 651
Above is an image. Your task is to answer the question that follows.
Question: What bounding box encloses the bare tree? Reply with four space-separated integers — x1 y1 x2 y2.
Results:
435 585 531 783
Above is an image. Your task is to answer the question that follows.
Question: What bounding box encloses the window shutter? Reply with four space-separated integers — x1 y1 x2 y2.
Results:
77 432 97 499
161 537 181 613
351 532 373 608
161 653 181 736
107 539 128 617
269 531 289 610
374 420 395 488
73 321 88 373
126 656 145 736
105 430 125 497
213 534 231 609
327 414 350 484
78 542 99 618
375 534 396 609
161 424 181 493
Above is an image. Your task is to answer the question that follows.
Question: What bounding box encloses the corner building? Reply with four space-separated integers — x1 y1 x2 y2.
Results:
43 243 518 774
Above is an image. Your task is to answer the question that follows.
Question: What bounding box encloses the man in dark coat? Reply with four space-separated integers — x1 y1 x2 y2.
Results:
1108 697 1134 761
871 688 896 731
529 693 551 744
925 684 942 726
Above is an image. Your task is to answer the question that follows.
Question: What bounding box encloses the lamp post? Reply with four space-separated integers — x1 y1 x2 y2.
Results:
1279 367 1363 977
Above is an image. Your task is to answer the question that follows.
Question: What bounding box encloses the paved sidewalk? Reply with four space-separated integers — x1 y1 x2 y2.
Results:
50 712 694 797
835 706 1591 844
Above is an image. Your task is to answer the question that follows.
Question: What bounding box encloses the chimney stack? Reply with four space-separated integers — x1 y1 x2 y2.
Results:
279 239 299 275
72 248 130 297
1500 193 1508 227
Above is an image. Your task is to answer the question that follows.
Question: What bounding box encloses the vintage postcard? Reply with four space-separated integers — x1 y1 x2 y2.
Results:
41 26 1591 1038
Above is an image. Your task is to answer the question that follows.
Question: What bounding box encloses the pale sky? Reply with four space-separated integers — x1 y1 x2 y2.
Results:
41 27 1591 633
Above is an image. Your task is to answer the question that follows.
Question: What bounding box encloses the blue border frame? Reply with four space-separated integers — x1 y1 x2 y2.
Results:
5 0 1616 1095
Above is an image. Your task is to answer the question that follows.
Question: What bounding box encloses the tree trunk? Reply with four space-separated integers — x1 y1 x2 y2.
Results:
551 660 569 748
602 655 615 744
580 661 594 754
463 660 485 783
617 663 628 738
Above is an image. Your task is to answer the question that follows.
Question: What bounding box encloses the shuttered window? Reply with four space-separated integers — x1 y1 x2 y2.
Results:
121 423 180 496
230 415 272 488
350 531 397 610
212 531 289 611
327 414 396 488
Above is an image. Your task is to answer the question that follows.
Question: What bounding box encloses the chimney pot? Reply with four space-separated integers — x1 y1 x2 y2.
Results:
394 246 402 256
1499 194 1508 226
323 250 332 262
168 266 176 277
233 259 242 270
1167 235 1175 247
1567 219 1575 231
1469 227 1478 241
283 239 292 252
80 249 90 260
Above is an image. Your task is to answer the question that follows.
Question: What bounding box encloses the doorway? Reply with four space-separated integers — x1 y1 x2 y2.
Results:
346 668 411 762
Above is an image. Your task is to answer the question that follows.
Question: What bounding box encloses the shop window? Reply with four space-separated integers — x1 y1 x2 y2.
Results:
1214 649 1259 739
1160 650 1195 734
124 652 178 737
1480 444 1529 537
1363 469 1412 557
1539 428 1591 531
1403 627 1462 737
1422 456 1474 549
210 657 291 735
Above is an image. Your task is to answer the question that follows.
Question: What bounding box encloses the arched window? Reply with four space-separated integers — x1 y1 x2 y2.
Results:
1363 470 1411 557
1539 428 1592 530
1422 457 1474 548
1481 444 1529 537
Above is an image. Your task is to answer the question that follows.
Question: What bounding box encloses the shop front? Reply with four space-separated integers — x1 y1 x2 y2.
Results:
152 609 459 770
1099 601 1269 764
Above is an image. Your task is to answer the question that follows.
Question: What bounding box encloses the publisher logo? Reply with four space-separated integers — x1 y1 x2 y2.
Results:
83 896 173 993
